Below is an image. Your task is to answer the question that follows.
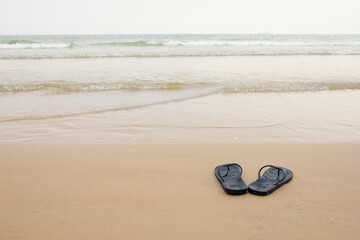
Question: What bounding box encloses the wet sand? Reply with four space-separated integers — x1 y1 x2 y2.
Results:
1 142 360 239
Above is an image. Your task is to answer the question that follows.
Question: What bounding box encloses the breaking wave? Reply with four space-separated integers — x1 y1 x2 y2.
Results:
0 82 209 93
0 40 39 44
1 81 360 94
2 52 360 59
223 81 360 93
1 35 360 57
0 42 73 49
87 40 360 47
2 38 360 50
162 40 360 46
93 41 164 46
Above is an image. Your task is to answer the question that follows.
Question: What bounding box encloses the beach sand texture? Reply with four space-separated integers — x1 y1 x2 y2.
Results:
1 143 360 240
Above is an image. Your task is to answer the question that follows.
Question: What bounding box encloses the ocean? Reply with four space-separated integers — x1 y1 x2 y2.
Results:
1 34 360 58
1 34 360 143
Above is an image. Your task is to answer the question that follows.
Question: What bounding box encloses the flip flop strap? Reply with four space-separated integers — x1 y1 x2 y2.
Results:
219 164 243 180
258 165 286 185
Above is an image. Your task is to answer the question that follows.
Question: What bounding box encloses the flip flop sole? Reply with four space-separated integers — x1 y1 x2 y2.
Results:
248 167 293 196
248 175 293 196
215 163 247 195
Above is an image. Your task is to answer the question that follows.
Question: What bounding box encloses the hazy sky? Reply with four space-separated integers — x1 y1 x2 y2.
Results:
0 0 359 35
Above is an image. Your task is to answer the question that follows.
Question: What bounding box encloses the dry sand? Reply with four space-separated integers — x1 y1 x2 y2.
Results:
1 143 360 240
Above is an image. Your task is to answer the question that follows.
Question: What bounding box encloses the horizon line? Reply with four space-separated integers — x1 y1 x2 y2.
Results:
1 33 360 36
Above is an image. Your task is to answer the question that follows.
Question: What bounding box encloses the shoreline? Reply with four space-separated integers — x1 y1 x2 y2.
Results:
1 142 360 239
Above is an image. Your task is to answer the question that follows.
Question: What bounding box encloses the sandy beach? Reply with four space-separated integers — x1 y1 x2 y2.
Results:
1 0 360 237
1 142 360 240
1 35 360 239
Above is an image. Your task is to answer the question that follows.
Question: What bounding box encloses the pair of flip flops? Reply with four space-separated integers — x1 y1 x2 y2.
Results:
215 163 293 195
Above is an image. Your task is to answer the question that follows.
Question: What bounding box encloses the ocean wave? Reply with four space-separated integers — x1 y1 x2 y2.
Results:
1 52 360 59
184 40 360 46
224 81 360 93
161 40 360 47
0 40 40 44
0 82 209 93
89 40 360 47
91 40 360 47
89 39 360 47
3 39 359 49
0 42 73 49
93 41 163 46
1 81 360 94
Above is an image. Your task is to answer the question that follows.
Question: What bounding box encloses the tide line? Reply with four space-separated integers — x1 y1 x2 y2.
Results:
0 88 221 123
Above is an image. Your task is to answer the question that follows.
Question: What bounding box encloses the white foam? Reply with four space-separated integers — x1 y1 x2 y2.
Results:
162 40 360 47
0 43 71 49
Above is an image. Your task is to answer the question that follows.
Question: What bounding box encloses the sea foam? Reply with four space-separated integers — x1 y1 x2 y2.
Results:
2 81 360 94
0 43 72 49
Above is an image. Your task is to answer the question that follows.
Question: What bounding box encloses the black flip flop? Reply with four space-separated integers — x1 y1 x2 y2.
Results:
215 163 247 195
248 165 293 196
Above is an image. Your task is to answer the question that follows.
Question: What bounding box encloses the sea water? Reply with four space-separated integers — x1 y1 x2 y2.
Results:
1 34 360 143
